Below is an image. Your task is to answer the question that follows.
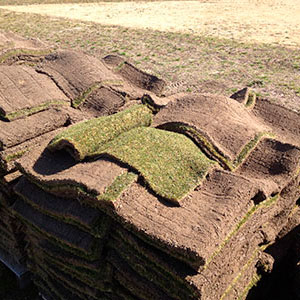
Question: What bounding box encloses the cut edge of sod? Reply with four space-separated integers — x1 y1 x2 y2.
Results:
0 48 54 64
156 122 274 170
1 99 68 121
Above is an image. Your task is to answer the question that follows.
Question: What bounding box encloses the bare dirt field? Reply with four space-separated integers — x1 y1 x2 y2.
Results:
1 0 300 47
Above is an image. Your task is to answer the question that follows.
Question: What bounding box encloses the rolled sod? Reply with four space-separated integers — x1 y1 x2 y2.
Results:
48 104 153 161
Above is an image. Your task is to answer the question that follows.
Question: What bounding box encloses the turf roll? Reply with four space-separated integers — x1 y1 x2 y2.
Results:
48 104 153 161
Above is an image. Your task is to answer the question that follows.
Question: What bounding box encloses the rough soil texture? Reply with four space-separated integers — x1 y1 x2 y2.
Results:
0 65 69 120
1 0 300 47
0 36 299 300
37 51 165 107
0 108 68 150
153 93 269 167
14 177 107 233
16 144 126 199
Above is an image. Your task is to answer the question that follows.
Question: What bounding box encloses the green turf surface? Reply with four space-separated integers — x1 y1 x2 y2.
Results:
48 104 152 161
100 127 216 204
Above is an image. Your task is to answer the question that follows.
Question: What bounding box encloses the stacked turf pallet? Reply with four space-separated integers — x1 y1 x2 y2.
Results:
0 31 165 294
12 94 300 299
0 172 28 285
0 32 299 299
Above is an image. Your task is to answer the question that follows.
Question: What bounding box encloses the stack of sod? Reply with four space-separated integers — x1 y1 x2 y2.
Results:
12 91 299 300
0 175 28 282
36 50 165 114
8 98 300 300
0 39 165 292
12 179 114 300
1 33 300 300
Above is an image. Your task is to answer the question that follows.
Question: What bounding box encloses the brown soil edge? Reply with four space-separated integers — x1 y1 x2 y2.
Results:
0 108 69 150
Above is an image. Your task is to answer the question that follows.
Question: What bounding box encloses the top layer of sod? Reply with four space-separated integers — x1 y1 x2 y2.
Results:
99 127 216 204
48 113 215 204
48 104 153 161
153 93 271 170
0 65 68 121
47 104 215 204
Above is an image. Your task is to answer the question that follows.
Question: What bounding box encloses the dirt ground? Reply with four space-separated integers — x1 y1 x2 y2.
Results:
1 0 300 47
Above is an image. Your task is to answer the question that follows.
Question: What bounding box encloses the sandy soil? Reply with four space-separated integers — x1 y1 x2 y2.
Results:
1 0 300 47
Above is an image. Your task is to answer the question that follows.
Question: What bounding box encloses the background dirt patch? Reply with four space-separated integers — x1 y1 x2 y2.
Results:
1 0 300 47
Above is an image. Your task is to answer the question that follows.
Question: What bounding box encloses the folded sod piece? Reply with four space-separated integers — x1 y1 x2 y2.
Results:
98 127 216 204
252 98 300 148
0 129 63 175
48 104 153 161
16 138 137 206
153 93 272 170
37 51 165 110
102 54 166 95
0 65 68 121
36 50 122 103
237 138 300 193
0 108 68 151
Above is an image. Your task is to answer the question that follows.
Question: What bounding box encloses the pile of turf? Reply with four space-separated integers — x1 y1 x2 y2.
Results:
0 35 164 294
1 33 300 300
14 90 300 300
36 50 166 111
49 123 215 203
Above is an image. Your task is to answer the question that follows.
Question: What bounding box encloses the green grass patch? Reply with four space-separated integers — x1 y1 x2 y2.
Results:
0 48 52 64
2 99 67 121
233 132 274 167
100 127 216 204
72 82 101 108
48 104 153 161
97 171 138 202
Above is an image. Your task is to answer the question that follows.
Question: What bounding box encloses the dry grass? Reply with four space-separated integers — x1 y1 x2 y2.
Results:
0 0 185 4
0 8 299 112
